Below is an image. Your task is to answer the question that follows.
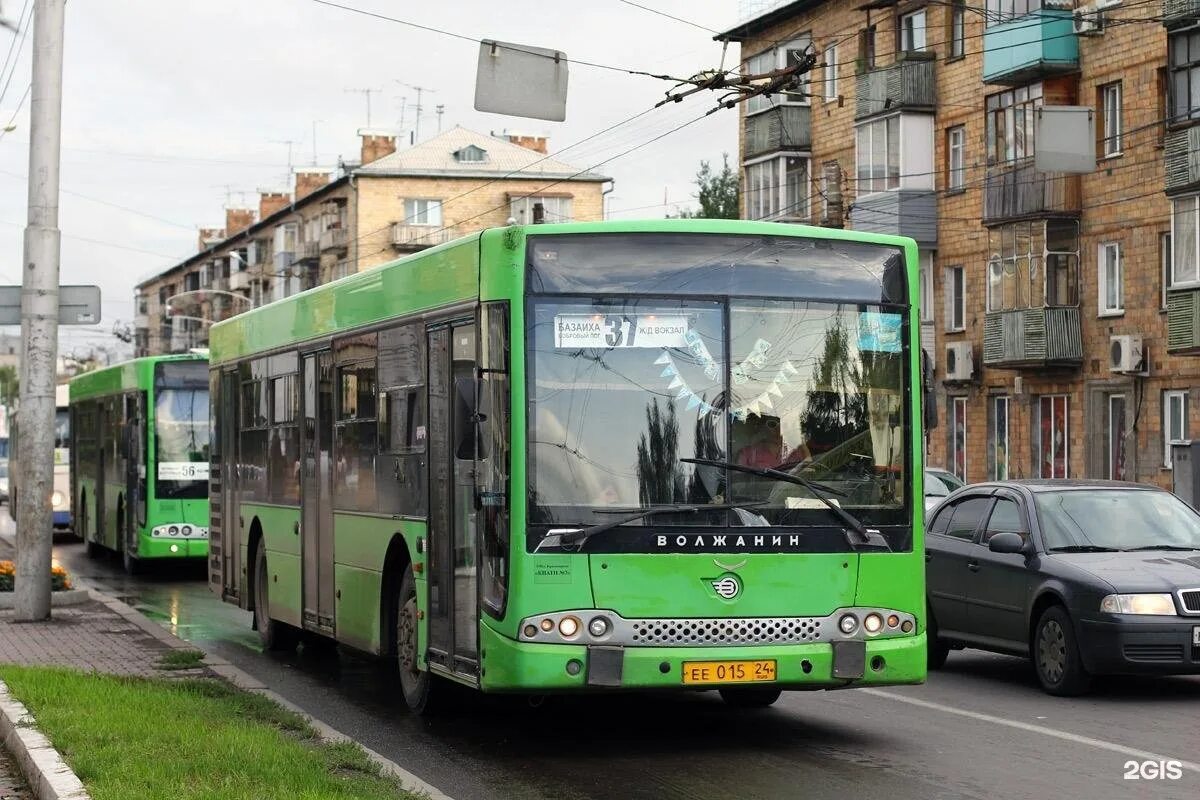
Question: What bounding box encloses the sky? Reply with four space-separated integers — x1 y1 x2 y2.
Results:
0 0 747 364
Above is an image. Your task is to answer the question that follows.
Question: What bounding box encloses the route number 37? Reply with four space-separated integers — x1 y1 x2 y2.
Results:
1123 760 1183 780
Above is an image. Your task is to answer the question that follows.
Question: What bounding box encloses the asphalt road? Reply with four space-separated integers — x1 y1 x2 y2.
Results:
22 523 1200 800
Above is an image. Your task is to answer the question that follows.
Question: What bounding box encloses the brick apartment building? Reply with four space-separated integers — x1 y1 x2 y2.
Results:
133 127 608 355
719 0 1200 490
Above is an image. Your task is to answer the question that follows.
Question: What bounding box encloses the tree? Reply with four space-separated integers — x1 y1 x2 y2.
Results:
635 399 684 506
675 154 739 219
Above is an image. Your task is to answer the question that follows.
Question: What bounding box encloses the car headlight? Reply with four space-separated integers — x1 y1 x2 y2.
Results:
50 491 64 508
1100 593 1177 616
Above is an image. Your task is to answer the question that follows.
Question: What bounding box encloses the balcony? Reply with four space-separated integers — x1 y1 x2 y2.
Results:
320 227 349 252
848 191 937 246
983 159 1080 224
982 9 1078 86
391 223 455 250
1167 287 1200 353
1164 0 1200 27
855 54 936 121
743 105 811 160
982 307 1082 368
227 269 249 291
1165 127 1200 195
298 240 320 262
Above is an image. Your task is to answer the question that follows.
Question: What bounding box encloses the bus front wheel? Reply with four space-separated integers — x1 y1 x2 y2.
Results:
119 503 140 575
253 545 297 652
396 566 440 714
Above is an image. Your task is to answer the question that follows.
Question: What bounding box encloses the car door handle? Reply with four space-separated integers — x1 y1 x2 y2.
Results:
966 560 980 572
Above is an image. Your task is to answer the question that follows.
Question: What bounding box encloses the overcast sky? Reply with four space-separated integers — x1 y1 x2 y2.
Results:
0 0 745 361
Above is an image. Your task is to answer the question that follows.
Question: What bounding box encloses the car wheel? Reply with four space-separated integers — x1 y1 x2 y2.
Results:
253 545 297 652
1033 606 1091 696
396 565 443 714
927 604 950 670
718 687 782 708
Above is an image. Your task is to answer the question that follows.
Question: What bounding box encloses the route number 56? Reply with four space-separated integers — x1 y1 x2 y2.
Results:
1123 760 1183 780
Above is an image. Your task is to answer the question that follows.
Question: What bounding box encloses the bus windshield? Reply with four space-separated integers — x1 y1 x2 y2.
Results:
155 386 210 499
528 296 908 536
54 409 69 449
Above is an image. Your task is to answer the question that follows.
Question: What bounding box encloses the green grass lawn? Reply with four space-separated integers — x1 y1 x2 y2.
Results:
0 666 425 800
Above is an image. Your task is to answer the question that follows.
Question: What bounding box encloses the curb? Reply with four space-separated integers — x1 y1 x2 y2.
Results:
0 589 90 610
0 679 89 800
86 589 453 800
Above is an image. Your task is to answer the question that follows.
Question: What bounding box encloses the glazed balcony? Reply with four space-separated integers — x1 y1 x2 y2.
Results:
982 306 1082 368
982 8 1078 86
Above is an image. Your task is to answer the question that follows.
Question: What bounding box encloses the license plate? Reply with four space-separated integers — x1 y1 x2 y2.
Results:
1193 626 1199 646
681 659 776 685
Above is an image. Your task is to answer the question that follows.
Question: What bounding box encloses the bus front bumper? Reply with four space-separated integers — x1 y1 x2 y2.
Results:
138 525 209 559
479 625 926 692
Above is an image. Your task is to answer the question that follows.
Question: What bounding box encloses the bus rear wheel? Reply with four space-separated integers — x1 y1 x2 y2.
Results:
254 545 297 652
396 566 440 714
718 687 782 708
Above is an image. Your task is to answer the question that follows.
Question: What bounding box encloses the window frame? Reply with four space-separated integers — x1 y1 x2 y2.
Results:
949 0 966 59
899 8 928 53
746 38 813 116
1100 81 1123 157
985 83 1043 166
1036 394 1070 479
919 252 934 323
1161 231 1173 310
1168 28 1200 125
946 125 966 192
1107 393 1127 481
1164 389 1189 469
985 0 1043 27
823 44 838 101
950 395 968 482
743 154 810 221
403 198 443 226
946 265 966 332
1172 196 1200 287
855 114 901 196
1097 241 1123 317
989 395 1009 480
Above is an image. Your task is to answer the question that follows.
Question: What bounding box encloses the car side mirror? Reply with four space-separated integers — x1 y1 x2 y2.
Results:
988 531 1026 555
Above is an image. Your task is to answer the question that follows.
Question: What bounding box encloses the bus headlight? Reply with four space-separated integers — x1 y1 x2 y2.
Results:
588 616 610 637
863 613 883 634
181 525 192 536
838 614 859 635
169 526 179 536
558 616 580 638
50 491 64 508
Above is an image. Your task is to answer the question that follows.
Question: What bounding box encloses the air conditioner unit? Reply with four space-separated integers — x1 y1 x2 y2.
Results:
1109 335 1147 374
945 342 974 382
1073 8 1104 35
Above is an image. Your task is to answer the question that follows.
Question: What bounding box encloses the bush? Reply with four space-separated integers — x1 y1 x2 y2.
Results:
0 560 73 592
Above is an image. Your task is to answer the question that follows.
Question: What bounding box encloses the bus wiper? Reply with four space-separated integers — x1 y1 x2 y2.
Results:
534 502 766 553
680 457 890 552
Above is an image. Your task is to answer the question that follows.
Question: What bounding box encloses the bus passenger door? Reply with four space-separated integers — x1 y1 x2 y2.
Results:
218 370 241 601
302 351 336 633
126 392 146 534
426 321 480 677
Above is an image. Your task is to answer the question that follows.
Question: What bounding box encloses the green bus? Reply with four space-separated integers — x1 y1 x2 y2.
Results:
208 220 926 712
70 354 210 574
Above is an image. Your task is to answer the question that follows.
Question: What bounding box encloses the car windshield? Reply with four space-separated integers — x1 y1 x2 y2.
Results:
1035 489 1200 551
527 297 908 529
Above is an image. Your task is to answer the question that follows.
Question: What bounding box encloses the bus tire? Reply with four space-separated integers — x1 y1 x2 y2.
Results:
396 566 440 714
927 602 950 670
253 544 297 652
718 687 782 708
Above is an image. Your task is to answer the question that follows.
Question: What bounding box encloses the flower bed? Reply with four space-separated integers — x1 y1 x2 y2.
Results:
0 561 72 592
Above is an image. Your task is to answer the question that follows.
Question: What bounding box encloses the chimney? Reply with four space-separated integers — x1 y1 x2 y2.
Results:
295 170 330 200
198 227 225 252
259 191 291 220
508 134 548 154
360 132 397 165
225 208 255 236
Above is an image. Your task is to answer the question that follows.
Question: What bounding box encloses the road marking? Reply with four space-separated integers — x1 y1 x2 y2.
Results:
862 688 1200 774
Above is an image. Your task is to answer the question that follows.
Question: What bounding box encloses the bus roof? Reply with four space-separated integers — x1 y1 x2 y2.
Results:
69 354 207 403
208 219 917 366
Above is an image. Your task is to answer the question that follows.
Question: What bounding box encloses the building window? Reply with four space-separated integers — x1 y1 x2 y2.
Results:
919 253 933 323
950 396 968 481
989 396 1009 480
454 145 487 163
1173 196 1200 286
746 38 811 115
950 0 966 58
744 155 809 221
946 125 965 191
510 196 573 224
823 44 838 101
986 220 1079 311
986 83 1042 166
404 198 442 226
1036 394 1069 478
859 26 876 70
1107 394 1127 481
855 116 899 195
1098 242 1123 316
1164 389 1189 468
985 0 1043 27
1169 29 1200 124
1100 82 1122 157
946 265 965 331
899 9 927 52
1161 232 1173 310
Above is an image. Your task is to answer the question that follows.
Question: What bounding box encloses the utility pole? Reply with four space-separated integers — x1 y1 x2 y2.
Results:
344 87 380 127
15 0 65 621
